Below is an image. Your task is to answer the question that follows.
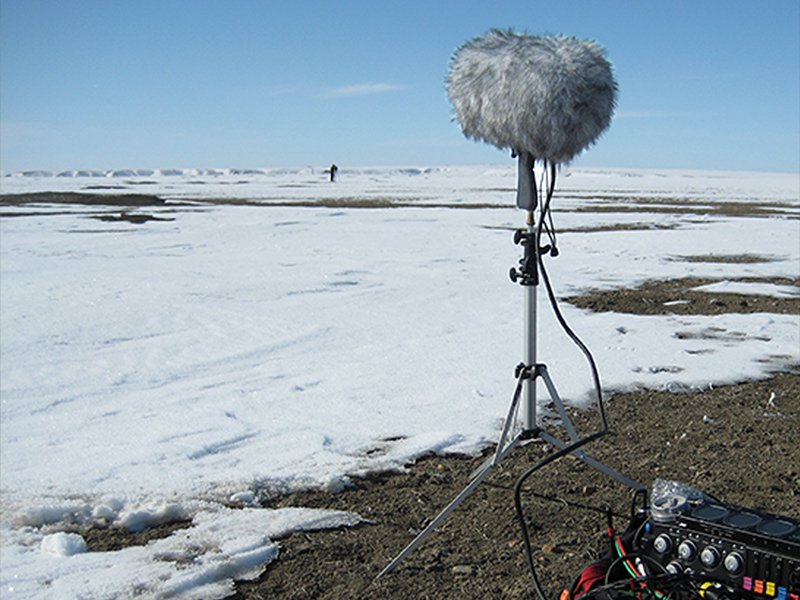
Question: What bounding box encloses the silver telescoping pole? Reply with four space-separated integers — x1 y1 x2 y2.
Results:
517 152 538 433
523 213 537 431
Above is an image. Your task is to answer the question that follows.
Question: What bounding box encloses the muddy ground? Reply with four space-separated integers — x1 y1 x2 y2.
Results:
220 371 799 600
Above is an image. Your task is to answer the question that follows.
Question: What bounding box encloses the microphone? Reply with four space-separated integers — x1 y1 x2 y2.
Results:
447 29 617 209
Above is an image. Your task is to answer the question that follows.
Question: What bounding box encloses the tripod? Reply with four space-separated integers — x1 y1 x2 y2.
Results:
378 156 643 578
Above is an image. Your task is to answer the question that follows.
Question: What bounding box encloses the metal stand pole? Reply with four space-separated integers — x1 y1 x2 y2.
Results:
517 152 539 433
523 218 537 432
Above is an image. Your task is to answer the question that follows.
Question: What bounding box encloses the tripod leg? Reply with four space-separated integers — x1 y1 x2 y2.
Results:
491 369 527 467
538 429 644 491
538 365 580 443
377 430 525 578
537 366 644 490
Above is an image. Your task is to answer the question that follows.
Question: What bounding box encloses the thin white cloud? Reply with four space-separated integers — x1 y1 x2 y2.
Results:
322 83 407 98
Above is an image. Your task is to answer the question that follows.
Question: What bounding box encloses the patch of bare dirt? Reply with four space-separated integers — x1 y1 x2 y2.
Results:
564 197 798 219
89 212 175 224
674 254 776 264
0 192 165 206
564 277 799 316
83 520 191 553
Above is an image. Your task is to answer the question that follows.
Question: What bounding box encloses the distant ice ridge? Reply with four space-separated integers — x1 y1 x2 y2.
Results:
2 166 443 178
2 166 797 207
3 167 285 178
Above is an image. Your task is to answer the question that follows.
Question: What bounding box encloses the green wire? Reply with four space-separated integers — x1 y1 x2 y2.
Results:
614 538 669 600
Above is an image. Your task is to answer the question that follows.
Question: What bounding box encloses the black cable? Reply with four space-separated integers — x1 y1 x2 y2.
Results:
536 160 558 255
537 217 607 430
577 559 742 600
545 162 558 252
584 573 684 600
531 158 604 424
482 481 631 520
514 430 607 600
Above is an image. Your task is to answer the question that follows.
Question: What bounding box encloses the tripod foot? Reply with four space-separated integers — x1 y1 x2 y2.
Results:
378 430 526 578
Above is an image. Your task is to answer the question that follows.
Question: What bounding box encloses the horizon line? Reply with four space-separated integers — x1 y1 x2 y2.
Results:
2 164 799 177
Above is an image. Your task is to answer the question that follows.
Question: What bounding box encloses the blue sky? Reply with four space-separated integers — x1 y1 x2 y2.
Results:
1 0 798 173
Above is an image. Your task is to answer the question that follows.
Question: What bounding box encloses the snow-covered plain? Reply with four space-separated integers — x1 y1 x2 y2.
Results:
1 165 798 598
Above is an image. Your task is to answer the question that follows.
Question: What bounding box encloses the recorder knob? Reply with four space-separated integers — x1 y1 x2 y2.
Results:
653 534 672 554
723 552 744 575
666 561 683 575
700 546 720 568
678 540 697 561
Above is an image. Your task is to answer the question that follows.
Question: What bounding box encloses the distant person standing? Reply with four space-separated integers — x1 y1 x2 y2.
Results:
330 163 338 182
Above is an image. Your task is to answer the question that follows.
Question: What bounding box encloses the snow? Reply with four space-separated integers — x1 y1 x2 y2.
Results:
3 507 361 599
689 280 800 298
40 533 87 557
1 165 798 598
